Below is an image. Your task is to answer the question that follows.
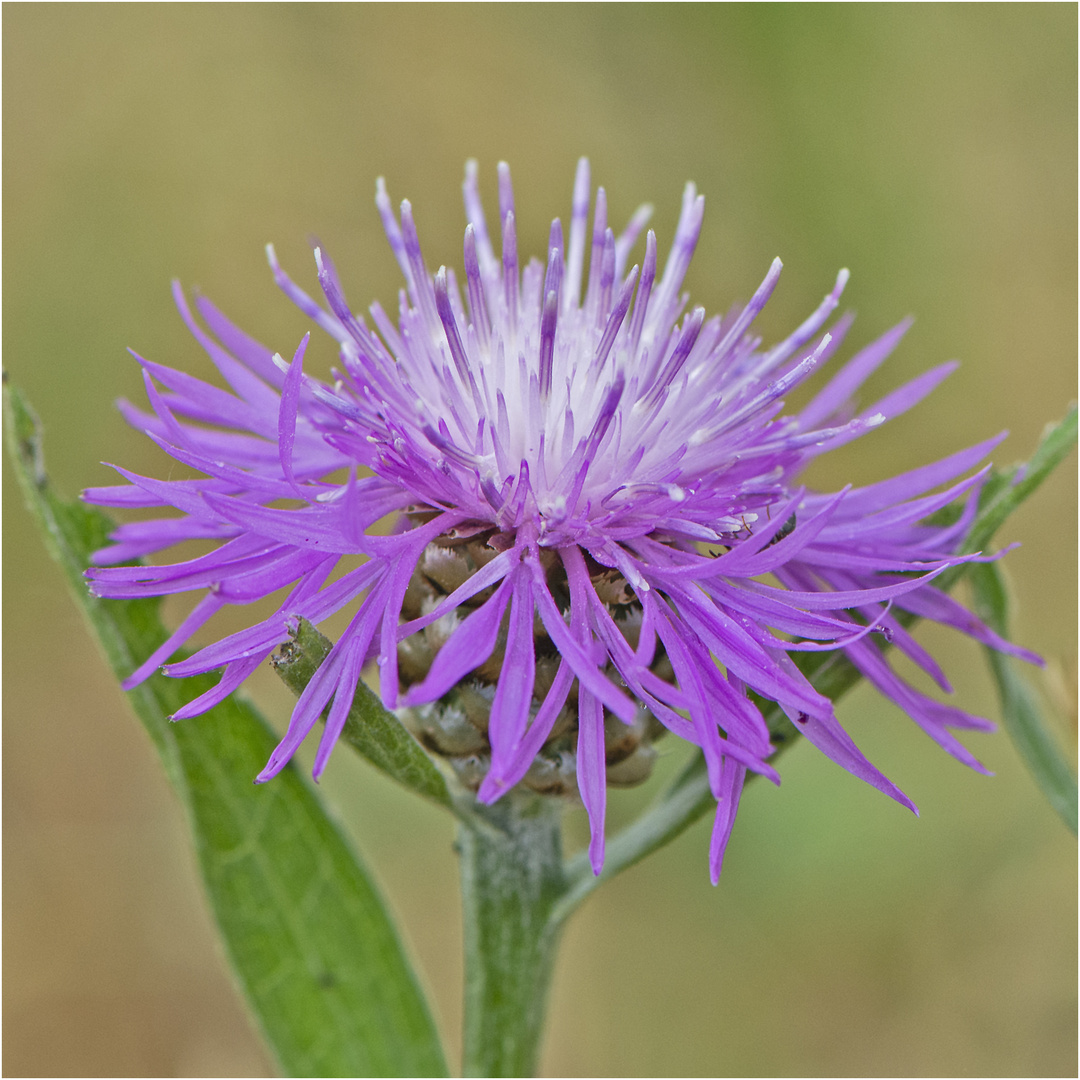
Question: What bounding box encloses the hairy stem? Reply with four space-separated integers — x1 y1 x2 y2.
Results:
459 796 567 1077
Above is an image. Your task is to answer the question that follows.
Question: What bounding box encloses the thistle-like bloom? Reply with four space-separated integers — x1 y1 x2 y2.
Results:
85 160 1039 882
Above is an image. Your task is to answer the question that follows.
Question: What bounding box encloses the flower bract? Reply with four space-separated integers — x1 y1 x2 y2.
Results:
85 159 1039 882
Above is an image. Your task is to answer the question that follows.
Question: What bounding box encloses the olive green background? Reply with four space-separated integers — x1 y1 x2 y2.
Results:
4 5 1076 1077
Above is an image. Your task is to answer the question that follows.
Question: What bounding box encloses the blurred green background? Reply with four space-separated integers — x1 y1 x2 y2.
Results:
4 5 1076 1077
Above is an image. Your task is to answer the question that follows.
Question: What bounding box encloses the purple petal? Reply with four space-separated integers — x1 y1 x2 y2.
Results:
576 689 607 875
709 759 747 885
400 574 515 706
531 559 636 724
797 317 911 429
278 334 310 491
487 568 538 772
122 593 224 690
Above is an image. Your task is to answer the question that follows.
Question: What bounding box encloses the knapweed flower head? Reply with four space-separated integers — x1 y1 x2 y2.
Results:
85 159 1039 883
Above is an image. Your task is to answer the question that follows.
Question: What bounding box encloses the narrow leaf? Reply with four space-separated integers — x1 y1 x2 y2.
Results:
273 618 454 809
969 561 1077 833
4 383 449 1078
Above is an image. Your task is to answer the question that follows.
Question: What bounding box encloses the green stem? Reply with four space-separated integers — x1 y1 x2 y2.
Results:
459 796 567 1078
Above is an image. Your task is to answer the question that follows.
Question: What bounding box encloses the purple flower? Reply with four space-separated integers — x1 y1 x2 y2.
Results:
85 159 1039 882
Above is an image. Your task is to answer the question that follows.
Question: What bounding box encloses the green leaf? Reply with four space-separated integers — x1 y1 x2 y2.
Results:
273 619 453 809
969 561 1078 834
4 384 448 1078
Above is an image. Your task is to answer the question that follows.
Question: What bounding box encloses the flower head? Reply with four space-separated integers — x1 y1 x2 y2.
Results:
85 159 1038 882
